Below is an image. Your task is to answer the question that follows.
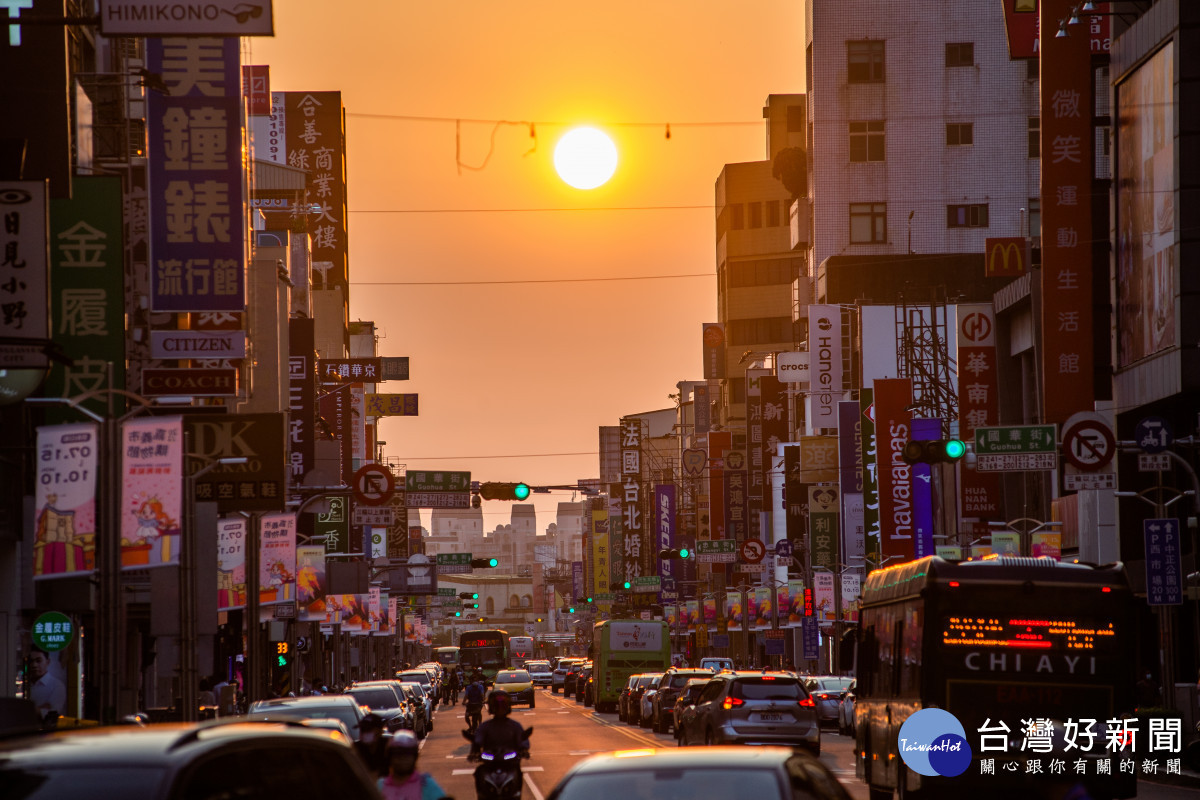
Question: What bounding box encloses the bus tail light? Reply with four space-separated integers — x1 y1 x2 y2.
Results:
799 696 815 708
1101 587 1111 593
722 697 744 710
948 581 960 588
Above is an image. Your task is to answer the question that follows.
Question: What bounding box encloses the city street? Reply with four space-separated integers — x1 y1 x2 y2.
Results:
416 687 1200 800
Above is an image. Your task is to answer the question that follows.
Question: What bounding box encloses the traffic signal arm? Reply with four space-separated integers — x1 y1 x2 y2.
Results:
478 482 531 501
901 439 966 465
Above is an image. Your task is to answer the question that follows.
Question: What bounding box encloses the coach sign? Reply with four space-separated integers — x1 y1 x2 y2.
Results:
150 330 246 359
99 1 275 36
142 367 238 396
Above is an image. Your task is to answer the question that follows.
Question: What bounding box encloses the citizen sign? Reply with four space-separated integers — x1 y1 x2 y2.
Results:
150 330 246 359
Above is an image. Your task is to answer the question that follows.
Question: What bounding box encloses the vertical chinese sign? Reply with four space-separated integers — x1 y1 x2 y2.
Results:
259 512 296 607
620 416 643 597
1039 0 1095 423
34 423 98 578
120 417 183 569
0 179 49 368
281 91 349 294
288 318 316 489
146 38 245 312
46 176 124 416
590 508 609 603
808 486 839 571
956 304 1001 522
746 367 769 543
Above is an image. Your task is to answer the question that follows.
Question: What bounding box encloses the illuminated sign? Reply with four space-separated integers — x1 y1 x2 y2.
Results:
984 237 1028 278
943 616 1116 652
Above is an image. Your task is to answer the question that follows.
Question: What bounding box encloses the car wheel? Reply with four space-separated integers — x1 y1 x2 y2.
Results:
530 696 536 709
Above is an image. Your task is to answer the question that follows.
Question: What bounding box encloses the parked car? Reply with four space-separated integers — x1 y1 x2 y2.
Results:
672 678 712 743
525 660 553 686
492 669 536 707
396 669 436 705
547 746 851 800
345 683 411 734
650 669 715 734
802 676 854 728
394 682 432 736
573 665 593 703
348 680 426 738
398 681 434 733
837 679 856 736
247 695 368 742
564 661 589 698
0 719 382 800
638 685 658 728
552 658 585 694
625 673 663 727
679 671 820 754
618 674 643 722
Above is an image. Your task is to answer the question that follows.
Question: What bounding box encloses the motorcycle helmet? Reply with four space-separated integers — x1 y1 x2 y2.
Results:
488 689 513 718
360 712 385 732
386 729 420 777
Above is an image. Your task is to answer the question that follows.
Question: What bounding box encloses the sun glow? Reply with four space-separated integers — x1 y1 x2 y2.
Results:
553 127 618 190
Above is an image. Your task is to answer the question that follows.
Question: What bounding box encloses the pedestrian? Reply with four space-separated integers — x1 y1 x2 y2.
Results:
378 730 445 800
198 678 216 707
354 713 389 777
28 649 66 720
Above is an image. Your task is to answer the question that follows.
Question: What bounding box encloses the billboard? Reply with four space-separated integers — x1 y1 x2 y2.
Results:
807 305 842 430
259 512 296 605
874 379 914 561
1116 42 1175 367
120 416 184 570
34 423 98 579
147 38 246 312
216 517 247 610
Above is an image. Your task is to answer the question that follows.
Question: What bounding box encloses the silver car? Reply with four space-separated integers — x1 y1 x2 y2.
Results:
803 676 853 728
680 671 820 755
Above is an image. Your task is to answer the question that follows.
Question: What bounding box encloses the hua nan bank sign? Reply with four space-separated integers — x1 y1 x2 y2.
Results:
99 1 275 36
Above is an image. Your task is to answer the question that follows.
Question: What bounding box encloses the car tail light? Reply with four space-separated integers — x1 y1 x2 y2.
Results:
799 696 815 708
818 693 830 700
722 696 745 710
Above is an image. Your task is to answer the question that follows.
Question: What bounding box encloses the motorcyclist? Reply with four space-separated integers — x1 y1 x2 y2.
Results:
354 712 389 777
378 730 445 800
464 673 487 733
447 666 462 705
470 690 529 798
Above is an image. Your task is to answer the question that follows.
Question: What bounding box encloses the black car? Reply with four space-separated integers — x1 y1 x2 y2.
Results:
649 669 715 733
0 719 381 800
563 662 588 697
347 682 424 738
573 666 593 703
247 695 368 742
547 746 851 800
625 673 662 726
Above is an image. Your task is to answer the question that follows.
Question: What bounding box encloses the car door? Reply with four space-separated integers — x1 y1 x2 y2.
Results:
687 679 725 744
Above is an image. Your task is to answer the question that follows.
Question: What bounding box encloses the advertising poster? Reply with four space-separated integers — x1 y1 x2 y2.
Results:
859 388 881 561
367 586 382 633
814 571 836 623
807 304 843 429
325 593 370 631
990 532 1021 556
841 573 861 623
910 418 940 559
1031 532 1062 561
702 596 717 627
606 621 663 652
590 509 609 600
296 545 327 621
725 592 743 632
146 38 245 312
216 517 247 610
685 600 700 630
873 379 915 561
752 586 773 630
388 596 398 635
259 512 296 605
936 545 963 560
843 493 865 564
34 423 98 579
776 583 789 627
786 579 806 626
1117 42 1175 367
120 416 183 570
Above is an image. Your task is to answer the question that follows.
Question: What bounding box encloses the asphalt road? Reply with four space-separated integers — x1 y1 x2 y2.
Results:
416 686 864 800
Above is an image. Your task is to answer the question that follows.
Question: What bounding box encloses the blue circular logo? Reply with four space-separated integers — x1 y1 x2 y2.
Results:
897 708 972 777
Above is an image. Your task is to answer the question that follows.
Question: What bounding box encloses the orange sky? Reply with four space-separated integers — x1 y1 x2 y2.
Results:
248 1 805 529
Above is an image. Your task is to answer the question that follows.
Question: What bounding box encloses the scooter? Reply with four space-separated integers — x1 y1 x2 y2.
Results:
462 728 533 800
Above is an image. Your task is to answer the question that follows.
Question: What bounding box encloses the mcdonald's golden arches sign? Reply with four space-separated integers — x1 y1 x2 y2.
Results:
984 237 1028 278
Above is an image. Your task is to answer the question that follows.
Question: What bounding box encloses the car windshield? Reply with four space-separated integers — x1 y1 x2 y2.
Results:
398 672 429 684
1 767 166 800
401 682 427 698
669 674 706 688
554 767 782 800
496 671 531 684
731 677 803 700
348 688 399 709
638 676 659 688
527 663 551 673
816 678 854 691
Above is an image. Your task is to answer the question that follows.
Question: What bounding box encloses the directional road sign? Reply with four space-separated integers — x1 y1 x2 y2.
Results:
1145 519 1182 606
974 424 1057 472
695 539 737 563
1135 416 1174 454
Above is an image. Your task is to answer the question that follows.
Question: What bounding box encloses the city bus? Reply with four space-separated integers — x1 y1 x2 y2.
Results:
854 555 1136 800
458 629 510 681
508 636 535 666
589 619 671 713
433 646 460 670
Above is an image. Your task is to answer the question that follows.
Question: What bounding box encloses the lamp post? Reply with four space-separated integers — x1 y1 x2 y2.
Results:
181 452 246 721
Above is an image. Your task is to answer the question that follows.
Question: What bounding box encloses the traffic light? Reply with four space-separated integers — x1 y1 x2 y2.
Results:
586 597 593 604
459 592 480 600
470 557 499 568
901 439 967 465
464 602 479 609
454 610 463 617
478 482 532 501
275 641 291 667
658 547 691 559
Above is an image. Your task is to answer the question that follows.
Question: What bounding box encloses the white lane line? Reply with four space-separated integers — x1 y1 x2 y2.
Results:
556 711 570 714
452 769 476 775
525 773 546 800
569 750 595 756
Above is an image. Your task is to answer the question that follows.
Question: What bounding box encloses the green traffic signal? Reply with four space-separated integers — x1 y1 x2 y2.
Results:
514 482 531 500
678 547 690 558
454 611 463 617
459 592 479 600
568 607 575 613
944 438 967 459
902 439 967 465
623 581 631 590
586 597 593 603
479 482 533 501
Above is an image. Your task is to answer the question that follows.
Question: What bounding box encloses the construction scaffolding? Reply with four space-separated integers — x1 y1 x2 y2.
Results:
895 294 957 433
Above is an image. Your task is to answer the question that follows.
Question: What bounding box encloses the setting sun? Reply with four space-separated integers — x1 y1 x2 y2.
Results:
553 127 618 190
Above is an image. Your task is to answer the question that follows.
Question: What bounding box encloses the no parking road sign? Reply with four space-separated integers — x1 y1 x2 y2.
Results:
353 464 395 506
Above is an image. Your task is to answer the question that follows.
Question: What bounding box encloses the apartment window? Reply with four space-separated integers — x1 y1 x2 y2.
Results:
947 204 989 228
946 123 974 146
1028 117 1040 158
728 317 792 346
728 257 803 288
787 105 805 132
849 120 885 162
748 202 762 229
766 200 781 227
1027 199 1041 239
730 203 744 230
848 40 885 83
945 42 974 67
850 203 887 243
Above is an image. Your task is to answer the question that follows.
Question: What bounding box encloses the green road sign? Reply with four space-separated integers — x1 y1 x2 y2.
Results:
633 576 661 593
974 424 1058 471
32 611 74 652
405 471 471 493
695 539 738 563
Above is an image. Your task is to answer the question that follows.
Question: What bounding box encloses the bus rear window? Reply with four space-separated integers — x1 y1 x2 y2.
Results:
731 678 803 700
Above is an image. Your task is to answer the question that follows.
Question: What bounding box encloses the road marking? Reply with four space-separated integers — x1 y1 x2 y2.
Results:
452 769 475 775
569 750 595 755
525 772 546 800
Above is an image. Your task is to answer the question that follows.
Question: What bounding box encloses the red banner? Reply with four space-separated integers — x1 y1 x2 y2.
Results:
957 305 1002 519
1040 0 1096 424
1000 0 1109 60
873 378 914 562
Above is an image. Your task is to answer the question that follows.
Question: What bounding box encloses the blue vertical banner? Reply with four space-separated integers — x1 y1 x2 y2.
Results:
655 484 677 601
802 617 819 660
147 38 246 312
838 401 863 495
910 418 941 558
571 561 585 604
1144 519 1182 605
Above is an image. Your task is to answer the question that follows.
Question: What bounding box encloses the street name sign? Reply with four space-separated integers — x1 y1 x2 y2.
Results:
975 424 1057 472
696 539 737 563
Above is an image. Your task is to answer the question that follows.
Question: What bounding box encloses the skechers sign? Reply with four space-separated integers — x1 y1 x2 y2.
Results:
807 305 842 429
775 351 810 385
150 330 246 359
99 1 275 36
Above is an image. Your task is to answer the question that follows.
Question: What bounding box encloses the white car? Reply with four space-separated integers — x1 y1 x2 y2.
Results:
837 678 856 736
525 660 553 686
639 687 658 729
699 657 734 673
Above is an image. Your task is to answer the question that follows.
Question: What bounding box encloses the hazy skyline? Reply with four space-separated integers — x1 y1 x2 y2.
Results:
248 2 805 527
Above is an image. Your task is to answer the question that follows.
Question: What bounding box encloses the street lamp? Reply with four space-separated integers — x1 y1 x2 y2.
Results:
181 453 246 721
